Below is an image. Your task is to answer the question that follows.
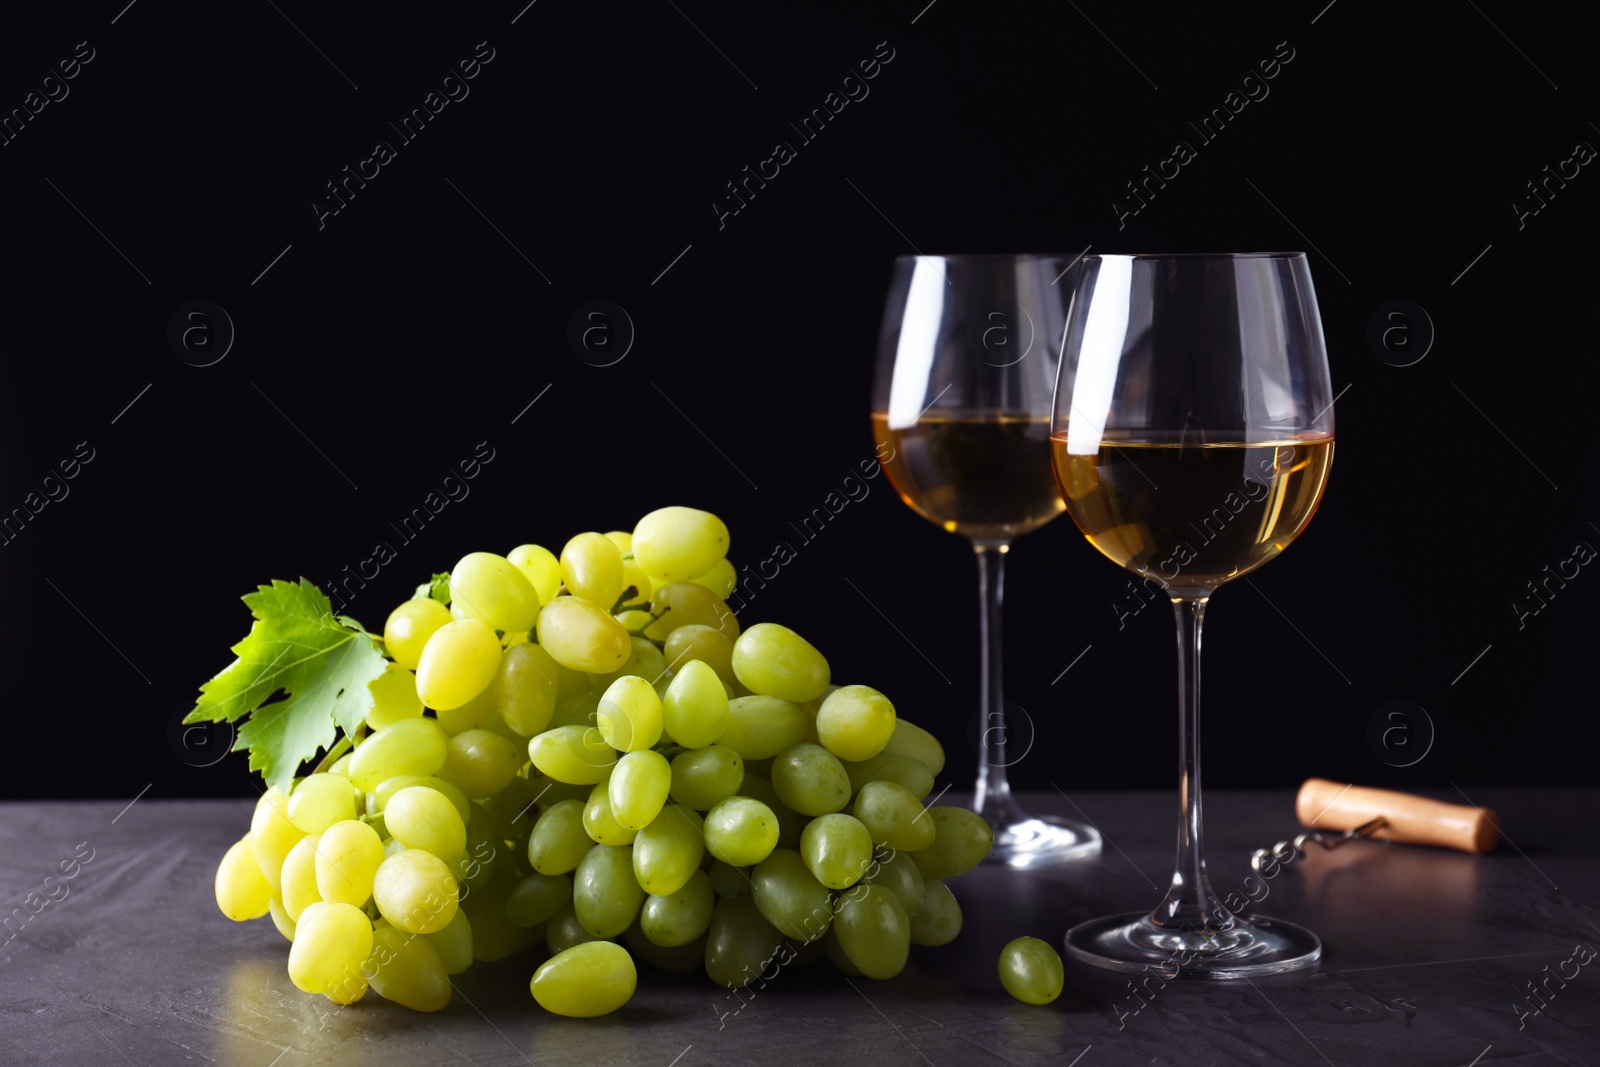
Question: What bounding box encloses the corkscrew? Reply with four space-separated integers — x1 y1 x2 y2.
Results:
1251 778 1501 872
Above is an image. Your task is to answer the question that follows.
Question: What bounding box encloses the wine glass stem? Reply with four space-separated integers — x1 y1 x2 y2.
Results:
1153 596 1231 932
972 542 1015 821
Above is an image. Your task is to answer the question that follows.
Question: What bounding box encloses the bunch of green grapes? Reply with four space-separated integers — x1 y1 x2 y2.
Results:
212 506 992 1018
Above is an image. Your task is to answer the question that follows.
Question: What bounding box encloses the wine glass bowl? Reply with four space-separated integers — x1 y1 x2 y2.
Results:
1051 251 1335 975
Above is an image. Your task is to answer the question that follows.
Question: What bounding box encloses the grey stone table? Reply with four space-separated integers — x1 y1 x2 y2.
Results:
3 790 1596 1066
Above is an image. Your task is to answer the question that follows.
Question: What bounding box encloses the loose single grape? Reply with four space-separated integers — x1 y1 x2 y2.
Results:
704 894 788 991
280 834 323 922
385 786 467 858
249 787 304 893
596 675 664 753
663 626 737 687
532 941 637 1017
771 743 852 816
862 846 925 919
691 557 738 598
437 728 521 799
909 879 963 946
583 781 639 847
751 848 833 943
668 745 744 810
314 818 385 907
288 902 373 1002
704 796 779 867
560 532 627 608
372 849 459 934
643 582 740 642
536 596 630 673
731 623 831 703
842 753 935 800
572 844 644 938
347 718 448 791
424 908 474 973
816 685 897 762
416 618 502 711
367 663 424 729
365 923 452 1011
910 806 995 879
384 598 452 671
853 781 935 851
609 750 671 831
718 696 809 760
497 641 559 737
529 725 617 785
505 872 573 928
371 775 472 823
661 660 729 749
883 718 946 776
529 799 594 874
633 804 706 897
833 884 910 979
449 551 541 632
641 868 715 947
633 506 730 583
215 835 273 921
507 543 563 605
799 813 874 889
999 937 1064 1005
737 775 803 850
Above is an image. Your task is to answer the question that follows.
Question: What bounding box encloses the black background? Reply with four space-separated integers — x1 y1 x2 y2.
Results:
1 0 1594 802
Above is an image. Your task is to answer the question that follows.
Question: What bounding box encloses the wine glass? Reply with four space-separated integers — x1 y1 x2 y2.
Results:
871 253 1102 867
1050 252 1335 977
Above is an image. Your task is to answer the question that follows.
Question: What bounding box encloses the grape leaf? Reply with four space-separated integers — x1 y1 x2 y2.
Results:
184 579 386 793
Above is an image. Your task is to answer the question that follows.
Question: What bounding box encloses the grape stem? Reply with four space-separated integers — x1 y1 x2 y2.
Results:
308 723 367 775
611 585 648 614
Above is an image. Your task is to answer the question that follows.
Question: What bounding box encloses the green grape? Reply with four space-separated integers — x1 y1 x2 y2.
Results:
842 753 935 800
452 804 499 893
704 796 779 867
589 637 669 694
548 690 601 729
480 774 546 840
633 506 730 583
909 879 962 946
799 813 874 889
663 625 737 688
883 718 946 776
823 928 863 976
434 680 497 735
816 685 897 762
719 696 809 760
285 773 355 835
609 750 671 831
619 553 654 602
545 903 608 954
328 752 353 776
372 775 471 823
366 923 452 1011
572 844 644 938
416 618 502 711
424 908 474 973
731 623 830 703
529 799 593 874
661 660 729 749
771 743 852 816
460 871 541 962
751 848 833 943
367 663 424 729
215 835 273 921
833 884 910 979
385 786 467 858
268 896 296 941
668 745 744 810
280 834 322 922
707 860 749 899
596 675 664 753
449 551 541 632
625 924 705 974
560 532 626 608
288 901 373 1002
249 787 304 894
372 848 459 934
863 847 925 919
536 596 631 673
528 725 617 785
532 941 637 1017
998 937 1064 1005
643 582 740 642
314 819 384 907
853 781 935 851
640 868 715 947
909 806 995 879
583 781 639 847
704 893 788 991
497 641 558 737
505 872 573 927
438 729 521 799
691 557 738 598
348 718 449 792
604 530 633 553
633 804 706 896
383 598 453 671
507 543 563 605
737 775 802 850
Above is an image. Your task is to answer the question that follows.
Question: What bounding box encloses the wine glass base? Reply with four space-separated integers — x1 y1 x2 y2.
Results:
985 814 1102 867
1064 911 1321 979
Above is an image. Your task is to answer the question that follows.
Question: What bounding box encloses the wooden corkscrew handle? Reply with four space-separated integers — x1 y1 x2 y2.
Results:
1295 778 1500 854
